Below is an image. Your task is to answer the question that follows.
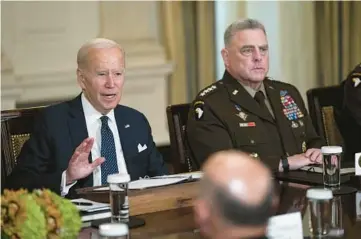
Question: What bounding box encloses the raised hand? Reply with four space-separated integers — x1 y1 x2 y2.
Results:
65 138 105 184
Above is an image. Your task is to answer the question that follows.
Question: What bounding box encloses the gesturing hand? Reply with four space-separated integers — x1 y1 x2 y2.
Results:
65 138 105 184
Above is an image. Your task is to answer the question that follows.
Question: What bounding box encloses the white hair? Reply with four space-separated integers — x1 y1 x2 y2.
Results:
224 18 266 46
77 38 124 68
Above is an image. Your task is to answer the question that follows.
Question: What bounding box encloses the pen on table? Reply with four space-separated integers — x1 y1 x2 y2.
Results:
151 176 191 179
72 202 93 206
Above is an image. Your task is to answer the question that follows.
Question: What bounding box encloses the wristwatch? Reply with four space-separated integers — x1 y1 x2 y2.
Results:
281 156 289 172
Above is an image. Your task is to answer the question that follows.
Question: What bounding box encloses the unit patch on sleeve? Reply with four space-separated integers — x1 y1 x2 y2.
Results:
194 101 205 120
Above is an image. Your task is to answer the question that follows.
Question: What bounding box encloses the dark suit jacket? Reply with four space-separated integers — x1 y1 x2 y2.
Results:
187 71 324 171
5 95 168 197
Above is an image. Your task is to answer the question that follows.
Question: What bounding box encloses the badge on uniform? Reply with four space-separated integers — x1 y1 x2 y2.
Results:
298 119 304 127
194 101 204 120
236 111 248 121
250 152 259 159
239 122 256 127
352 77 361 87
280 90 304 120
291 121 299 128
302 141 307 153
232 90 238 95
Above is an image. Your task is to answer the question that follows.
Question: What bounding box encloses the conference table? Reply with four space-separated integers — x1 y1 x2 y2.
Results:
77 173 361 239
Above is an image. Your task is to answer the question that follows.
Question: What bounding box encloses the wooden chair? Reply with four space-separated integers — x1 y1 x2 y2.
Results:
1 107 44 186
306 85 344 146
166 103 199 173
321 106 344 146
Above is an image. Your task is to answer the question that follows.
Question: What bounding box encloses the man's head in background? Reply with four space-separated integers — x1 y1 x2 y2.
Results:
221 18 269 87
76 38 125 115
344 63 361 125
194 150 275 239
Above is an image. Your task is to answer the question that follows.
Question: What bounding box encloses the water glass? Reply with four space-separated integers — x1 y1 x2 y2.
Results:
99 223 129 239
306 188 333 237
107 174 131 223
329 196 344 237
321 146 342 187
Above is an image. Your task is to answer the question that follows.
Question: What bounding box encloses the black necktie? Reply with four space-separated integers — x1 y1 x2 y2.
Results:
100 116 118 184
254 91 273 118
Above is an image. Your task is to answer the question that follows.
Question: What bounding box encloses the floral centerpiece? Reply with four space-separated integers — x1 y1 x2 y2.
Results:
1 189 82 239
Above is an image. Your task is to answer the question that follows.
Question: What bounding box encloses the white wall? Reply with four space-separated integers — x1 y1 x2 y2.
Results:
215 1 243 80
1 1 173 146
246 1 281 82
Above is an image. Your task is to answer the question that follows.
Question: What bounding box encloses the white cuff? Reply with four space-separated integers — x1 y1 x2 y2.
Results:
60 170 77 197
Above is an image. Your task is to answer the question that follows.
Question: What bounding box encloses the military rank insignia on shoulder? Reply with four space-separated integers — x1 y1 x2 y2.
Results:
199 85 217 97
194 101 205 120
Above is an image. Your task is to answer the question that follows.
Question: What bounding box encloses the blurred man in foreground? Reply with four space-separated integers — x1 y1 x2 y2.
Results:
194 150 275 239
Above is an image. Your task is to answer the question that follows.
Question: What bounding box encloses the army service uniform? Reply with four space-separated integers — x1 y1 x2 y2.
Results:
186 71 324 171
336 63 361 161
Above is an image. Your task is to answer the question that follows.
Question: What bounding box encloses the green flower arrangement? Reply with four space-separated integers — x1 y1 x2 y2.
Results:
1 189 82 239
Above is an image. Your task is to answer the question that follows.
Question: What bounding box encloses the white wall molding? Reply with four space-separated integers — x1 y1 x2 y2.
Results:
1 1 174 145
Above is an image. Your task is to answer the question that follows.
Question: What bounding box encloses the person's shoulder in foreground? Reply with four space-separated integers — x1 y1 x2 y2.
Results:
343 63 361 124
194 150 275 239
336 63 361 160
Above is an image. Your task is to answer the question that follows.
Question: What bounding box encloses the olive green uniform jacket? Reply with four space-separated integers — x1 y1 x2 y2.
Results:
186 71 324 171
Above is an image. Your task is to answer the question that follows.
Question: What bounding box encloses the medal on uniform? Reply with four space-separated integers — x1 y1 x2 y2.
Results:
302 141 307 153
280 91 304 120
291 121 299 128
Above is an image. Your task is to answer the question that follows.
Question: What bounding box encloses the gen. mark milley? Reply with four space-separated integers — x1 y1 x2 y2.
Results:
186 18 324 172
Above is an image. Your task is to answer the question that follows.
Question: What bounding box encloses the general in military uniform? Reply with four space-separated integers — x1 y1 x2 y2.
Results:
335 63 361 161
186 18 324 171
187 71 323 171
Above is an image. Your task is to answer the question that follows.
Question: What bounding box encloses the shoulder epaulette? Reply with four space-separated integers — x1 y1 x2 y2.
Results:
197 82 222 98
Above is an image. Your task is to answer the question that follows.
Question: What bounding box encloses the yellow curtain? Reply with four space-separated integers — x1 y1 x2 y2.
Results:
341 2 361 76
160 1 216 105
315 1 361 86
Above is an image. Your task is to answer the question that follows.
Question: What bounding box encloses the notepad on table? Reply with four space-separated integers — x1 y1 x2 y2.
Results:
93 175 192 191
71 198 111 222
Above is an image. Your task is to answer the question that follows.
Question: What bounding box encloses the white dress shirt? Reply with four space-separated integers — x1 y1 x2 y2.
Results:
61 94 128 196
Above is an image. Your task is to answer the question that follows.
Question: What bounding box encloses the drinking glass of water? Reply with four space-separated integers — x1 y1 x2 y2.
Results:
99 223 129 239
306 188 333 237
321 146 342 188
107 174 131 223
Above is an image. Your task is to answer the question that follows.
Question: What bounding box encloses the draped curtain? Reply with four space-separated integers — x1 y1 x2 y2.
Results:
315 1 361 86
160 1 216 104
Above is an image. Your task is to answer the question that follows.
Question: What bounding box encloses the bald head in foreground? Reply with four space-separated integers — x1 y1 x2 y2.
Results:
194 150 274 239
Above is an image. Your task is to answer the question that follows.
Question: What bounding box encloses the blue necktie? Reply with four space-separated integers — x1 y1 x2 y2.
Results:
100 116 118 184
